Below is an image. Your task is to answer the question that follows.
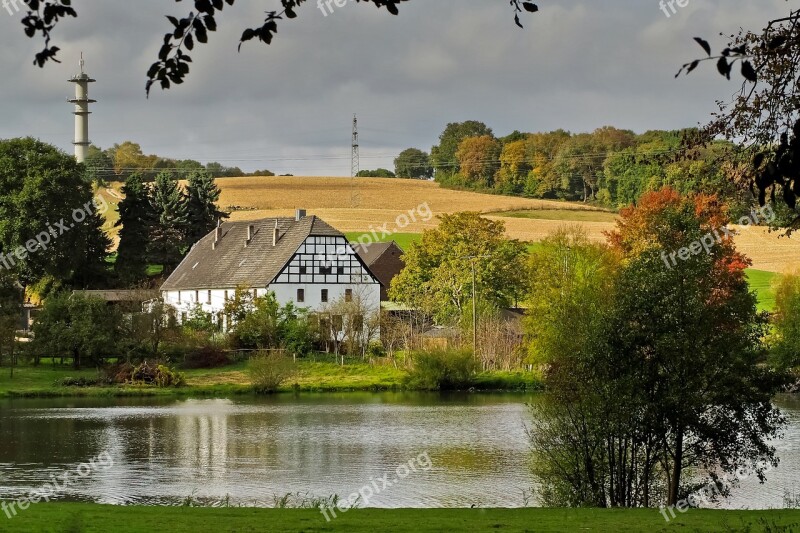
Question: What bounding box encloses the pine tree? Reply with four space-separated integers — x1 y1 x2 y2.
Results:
115 174 155 283
185 169 228 245
149 172 189 273
72 209 113 287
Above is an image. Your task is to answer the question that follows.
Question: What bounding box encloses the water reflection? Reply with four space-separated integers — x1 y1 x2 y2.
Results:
0 393 796 508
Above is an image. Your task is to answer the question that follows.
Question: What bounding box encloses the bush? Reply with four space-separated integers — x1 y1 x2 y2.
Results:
405 349 478 390
182 345 231 369
248 351 297 393
105 361 185 387
58 376 103 387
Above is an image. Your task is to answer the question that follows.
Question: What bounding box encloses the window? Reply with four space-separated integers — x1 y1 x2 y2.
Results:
177 291 181 304
352 314 364 332
345 289 353 302
224 290 229 301
300 266 307 275
195 290 199 303
320 266 333 276
332 315 343 332
321 289 329 303
207 290 212 304
297 289 305 303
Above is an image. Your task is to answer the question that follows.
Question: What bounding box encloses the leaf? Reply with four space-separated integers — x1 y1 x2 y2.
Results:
522 2 539 12
717 56 731 79
686 60 700 74
768 35 787 50
694 37 712 56
741 60 757 82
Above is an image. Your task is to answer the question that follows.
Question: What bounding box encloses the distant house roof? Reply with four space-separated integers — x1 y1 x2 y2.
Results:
72 290 159 302
352 241 405 301
352 242 397 266
161 216 342 291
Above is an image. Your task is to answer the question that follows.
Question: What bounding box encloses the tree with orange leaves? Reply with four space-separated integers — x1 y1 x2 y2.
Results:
606 187 786 507
527 187 789 509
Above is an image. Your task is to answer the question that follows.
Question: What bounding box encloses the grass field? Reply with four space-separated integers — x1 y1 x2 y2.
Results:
746 269 779 313
4 504 800 532
0 360 540 399
493 209 620 223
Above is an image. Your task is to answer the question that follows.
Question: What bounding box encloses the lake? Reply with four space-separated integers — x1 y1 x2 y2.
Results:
0 393 797 509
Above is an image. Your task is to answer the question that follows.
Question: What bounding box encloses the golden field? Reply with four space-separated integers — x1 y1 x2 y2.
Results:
104 176 800 273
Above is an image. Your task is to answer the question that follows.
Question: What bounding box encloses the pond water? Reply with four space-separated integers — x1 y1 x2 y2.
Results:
0 393 797 509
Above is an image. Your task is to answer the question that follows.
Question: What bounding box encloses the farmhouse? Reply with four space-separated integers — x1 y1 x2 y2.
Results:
160 210 381 331
352 241 405 301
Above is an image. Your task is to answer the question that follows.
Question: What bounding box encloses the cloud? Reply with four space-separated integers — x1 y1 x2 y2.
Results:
0 0 790 175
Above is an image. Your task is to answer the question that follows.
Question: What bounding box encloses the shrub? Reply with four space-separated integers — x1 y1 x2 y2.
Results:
405 349 478 390
248 351 296 393
182 345 231 369
105 361 185 387
58 376 103 387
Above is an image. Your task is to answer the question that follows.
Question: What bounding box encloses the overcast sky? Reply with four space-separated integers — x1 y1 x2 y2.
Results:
0 0 790 175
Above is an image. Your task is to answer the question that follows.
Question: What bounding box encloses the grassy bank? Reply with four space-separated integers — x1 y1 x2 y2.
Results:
0 360 541 399
3 504 800 532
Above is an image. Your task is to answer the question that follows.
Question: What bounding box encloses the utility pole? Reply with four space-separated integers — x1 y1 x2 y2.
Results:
462 254 490 355
351 114 360 207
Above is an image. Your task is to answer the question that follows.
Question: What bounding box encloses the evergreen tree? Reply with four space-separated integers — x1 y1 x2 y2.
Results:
71 208 112 288
149 172 189 273
115 174 155 283
185 170 228 245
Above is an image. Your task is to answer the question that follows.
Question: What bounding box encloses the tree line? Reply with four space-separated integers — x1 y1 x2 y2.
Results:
394 121 776 221
84 141 274 184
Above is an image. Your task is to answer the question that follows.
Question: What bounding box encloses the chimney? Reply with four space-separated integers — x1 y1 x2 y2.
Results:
213 220 222 250
246 224 255 247
273 220 279 247
296 209 307 221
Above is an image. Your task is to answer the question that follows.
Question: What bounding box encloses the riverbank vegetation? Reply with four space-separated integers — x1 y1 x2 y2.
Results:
5 504 800 533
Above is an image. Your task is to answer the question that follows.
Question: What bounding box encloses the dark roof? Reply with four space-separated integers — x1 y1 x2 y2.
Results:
352 241 403 266
161 216 342 291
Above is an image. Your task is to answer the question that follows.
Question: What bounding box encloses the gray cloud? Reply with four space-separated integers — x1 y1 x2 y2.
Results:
0 0 789 175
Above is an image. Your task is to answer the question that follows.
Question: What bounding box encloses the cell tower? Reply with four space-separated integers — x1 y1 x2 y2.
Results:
351 114 360 177
350 114 361 207
67 53 96 164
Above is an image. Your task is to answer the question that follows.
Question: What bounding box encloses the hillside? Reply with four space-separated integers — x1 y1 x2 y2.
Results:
102 176 800 273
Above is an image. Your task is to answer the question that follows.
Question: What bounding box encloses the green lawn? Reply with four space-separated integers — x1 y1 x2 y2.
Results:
346 232 422 252
746 269 779 313
0 359 540 399
492 209 620 223
4 504 800 532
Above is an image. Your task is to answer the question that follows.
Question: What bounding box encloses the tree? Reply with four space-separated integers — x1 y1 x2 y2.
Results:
770 270 800 371
528 189 790 507
109 141 158 180
394 148 433 179
0 273 23 377
19 1 538 94
496 139 531 194
115 174 156 283
83 145 114 186
184 169 228 245
679 10 800 233
389 212 528 324
356 168 396 178
0 138 110 288
32 292 122 369
455 135 502 189
149 172 189 272
606 188 787 507
431 121 493 178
